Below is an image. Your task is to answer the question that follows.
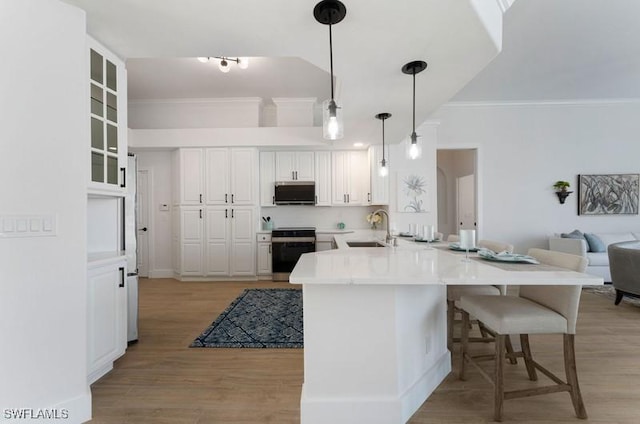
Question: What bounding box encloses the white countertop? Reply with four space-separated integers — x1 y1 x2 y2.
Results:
289 232 604 286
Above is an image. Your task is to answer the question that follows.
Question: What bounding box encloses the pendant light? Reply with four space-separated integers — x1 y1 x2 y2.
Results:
402 60 427 160
314 0 347 140
375 113 391 177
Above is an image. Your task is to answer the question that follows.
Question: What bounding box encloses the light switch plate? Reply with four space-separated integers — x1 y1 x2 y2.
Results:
0 215 56 238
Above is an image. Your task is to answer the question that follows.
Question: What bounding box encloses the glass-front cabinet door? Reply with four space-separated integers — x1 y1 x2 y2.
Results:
88 37 127 195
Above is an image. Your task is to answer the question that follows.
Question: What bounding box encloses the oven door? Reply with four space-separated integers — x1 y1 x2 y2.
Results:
271 237 316 279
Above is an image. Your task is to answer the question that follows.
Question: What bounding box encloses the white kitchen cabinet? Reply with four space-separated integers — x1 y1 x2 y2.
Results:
331 151 370 205
176 206 256 278
230 207 256 276
88 36 128 196
275 151 315 181
260 151 276 207
179 206 205 276
314 151 332 206
256 233 272 276
368 145 390 205
174 147 257 206
175 148 205 205
204 207 229 276
87 258 127 384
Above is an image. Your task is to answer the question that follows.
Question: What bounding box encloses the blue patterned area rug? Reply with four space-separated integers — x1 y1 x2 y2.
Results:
190 288 303 348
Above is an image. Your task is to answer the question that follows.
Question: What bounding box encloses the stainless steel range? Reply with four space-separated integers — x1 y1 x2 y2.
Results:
271 227 316 282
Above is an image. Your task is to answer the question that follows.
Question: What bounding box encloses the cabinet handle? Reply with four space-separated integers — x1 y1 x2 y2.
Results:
368 192 371 203
199 209 202 219
225 193 228 203
315 195 318 205
343 194 346 203
347 194 350 203
120 167 126 188
119 267 125 288
292 171 295 180
269 244 271 254
272 195 275 205
232 209 234 218
199 194 203 204
225 209 228 218
231 194 234 203
295 171 298 180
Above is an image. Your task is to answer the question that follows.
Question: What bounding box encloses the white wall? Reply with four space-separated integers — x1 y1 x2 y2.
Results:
136 151 174 277
434 101 640 253
388 122 439 236
0 0 91 420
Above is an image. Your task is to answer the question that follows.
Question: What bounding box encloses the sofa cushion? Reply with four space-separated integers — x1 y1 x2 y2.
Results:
586 252 609 266
596 232 636 248
561 229 586 240
584 233 605 252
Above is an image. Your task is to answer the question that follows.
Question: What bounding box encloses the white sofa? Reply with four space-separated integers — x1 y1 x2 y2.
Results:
549 232 640 282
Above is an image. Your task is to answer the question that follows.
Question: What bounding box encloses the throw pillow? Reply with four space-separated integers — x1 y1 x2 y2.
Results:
584 233 606 252
561 229 589 252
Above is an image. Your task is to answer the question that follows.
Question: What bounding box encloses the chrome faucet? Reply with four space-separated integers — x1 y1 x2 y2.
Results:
372 208 395 245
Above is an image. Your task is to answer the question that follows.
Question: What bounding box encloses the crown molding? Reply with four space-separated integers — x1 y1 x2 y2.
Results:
443 98 640 108
128 97 263 105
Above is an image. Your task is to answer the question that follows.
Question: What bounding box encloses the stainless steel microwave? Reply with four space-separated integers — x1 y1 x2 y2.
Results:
274 181 316 205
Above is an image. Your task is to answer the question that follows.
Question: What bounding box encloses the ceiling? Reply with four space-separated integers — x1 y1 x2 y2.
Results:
453 0 640 102
62 1 640 144
62 0 507 145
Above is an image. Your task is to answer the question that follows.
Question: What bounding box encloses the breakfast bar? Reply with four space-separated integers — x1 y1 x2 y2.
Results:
289 233 603 424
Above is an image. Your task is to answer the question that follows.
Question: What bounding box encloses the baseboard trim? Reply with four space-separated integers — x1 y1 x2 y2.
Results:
300 351 451 424
148 269 174 278
52 389 92 424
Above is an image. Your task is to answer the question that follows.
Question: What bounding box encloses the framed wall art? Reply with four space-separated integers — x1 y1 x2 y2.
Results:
578 174 639 215
397 171 429 213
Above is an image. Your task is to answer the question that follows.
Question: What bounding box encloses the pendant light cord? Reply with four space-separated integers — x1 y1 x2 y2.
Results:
382 118 386 161
329 23 335 100
412 71 416 133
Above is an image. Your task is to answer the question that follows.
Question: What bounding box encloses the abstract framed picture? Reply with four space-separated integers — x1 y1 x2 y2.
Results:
396 171 429 213
578 174 639 215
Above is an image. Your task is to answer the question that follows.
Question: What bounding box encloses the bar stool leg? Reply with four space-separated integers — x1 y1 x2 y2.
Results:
520 334 538 381
459 310 470 380
564 334 587 419
494 334 505 422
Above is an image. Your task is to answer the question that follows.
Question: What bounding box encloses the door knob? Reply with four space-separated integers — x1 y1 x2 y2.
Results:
140 227 148 232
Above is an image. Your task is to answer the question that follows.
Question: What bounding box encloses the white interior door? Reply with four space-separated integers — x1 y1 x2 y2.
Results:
457 174 476 231
136 169 150 277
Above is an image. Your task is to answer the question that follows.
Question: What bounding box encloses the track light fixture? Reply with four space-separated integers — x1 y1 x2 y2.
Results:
197 56 249 73
375 113 391 177
314 0 347 141
402 60 427 160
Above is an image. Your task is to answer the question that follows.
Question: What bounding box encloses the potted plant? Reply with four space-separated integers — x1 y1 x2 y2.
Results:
553 180 571 192
553 180 572 204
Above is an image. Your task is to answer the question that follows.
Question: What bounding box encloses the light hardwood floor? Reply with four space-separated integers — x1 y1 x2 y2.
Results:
90 278 640 423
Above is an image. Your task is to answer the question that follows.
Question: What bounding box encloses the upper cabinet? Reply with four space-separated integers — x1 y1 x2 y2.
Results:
314 151 332 206
174 148 258 206
275 151 314 181
332 151 370 206
368 146 389 205
88 37 127 196
259 151 276 207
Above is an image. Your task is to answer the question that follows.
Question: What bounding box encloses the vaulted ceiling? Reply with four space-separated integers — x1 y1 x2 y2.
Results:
63 0 511 145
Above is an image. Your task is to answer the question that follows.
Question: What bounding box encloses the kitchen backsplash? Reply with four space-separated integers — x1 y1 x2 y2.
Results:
260 206 381 231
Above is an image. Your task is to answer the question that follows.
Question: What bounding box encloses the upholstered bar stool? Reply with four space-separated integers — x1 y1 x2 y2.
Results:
446 239 515 352
459 248 588 421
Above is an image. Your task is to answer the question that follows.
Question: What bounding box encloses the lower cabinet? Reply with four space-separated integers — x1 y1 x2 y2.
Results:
176 206 256 278
87 257 127 384
257 233 272 277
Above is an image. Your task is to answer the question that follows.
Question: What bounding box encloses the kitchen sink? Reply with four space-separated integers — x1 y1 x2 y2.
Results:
346 241 386 248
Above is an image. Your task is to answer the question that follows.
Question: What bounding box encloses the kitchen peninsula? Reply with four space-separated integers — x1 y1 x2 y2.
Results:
289 233 603 424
